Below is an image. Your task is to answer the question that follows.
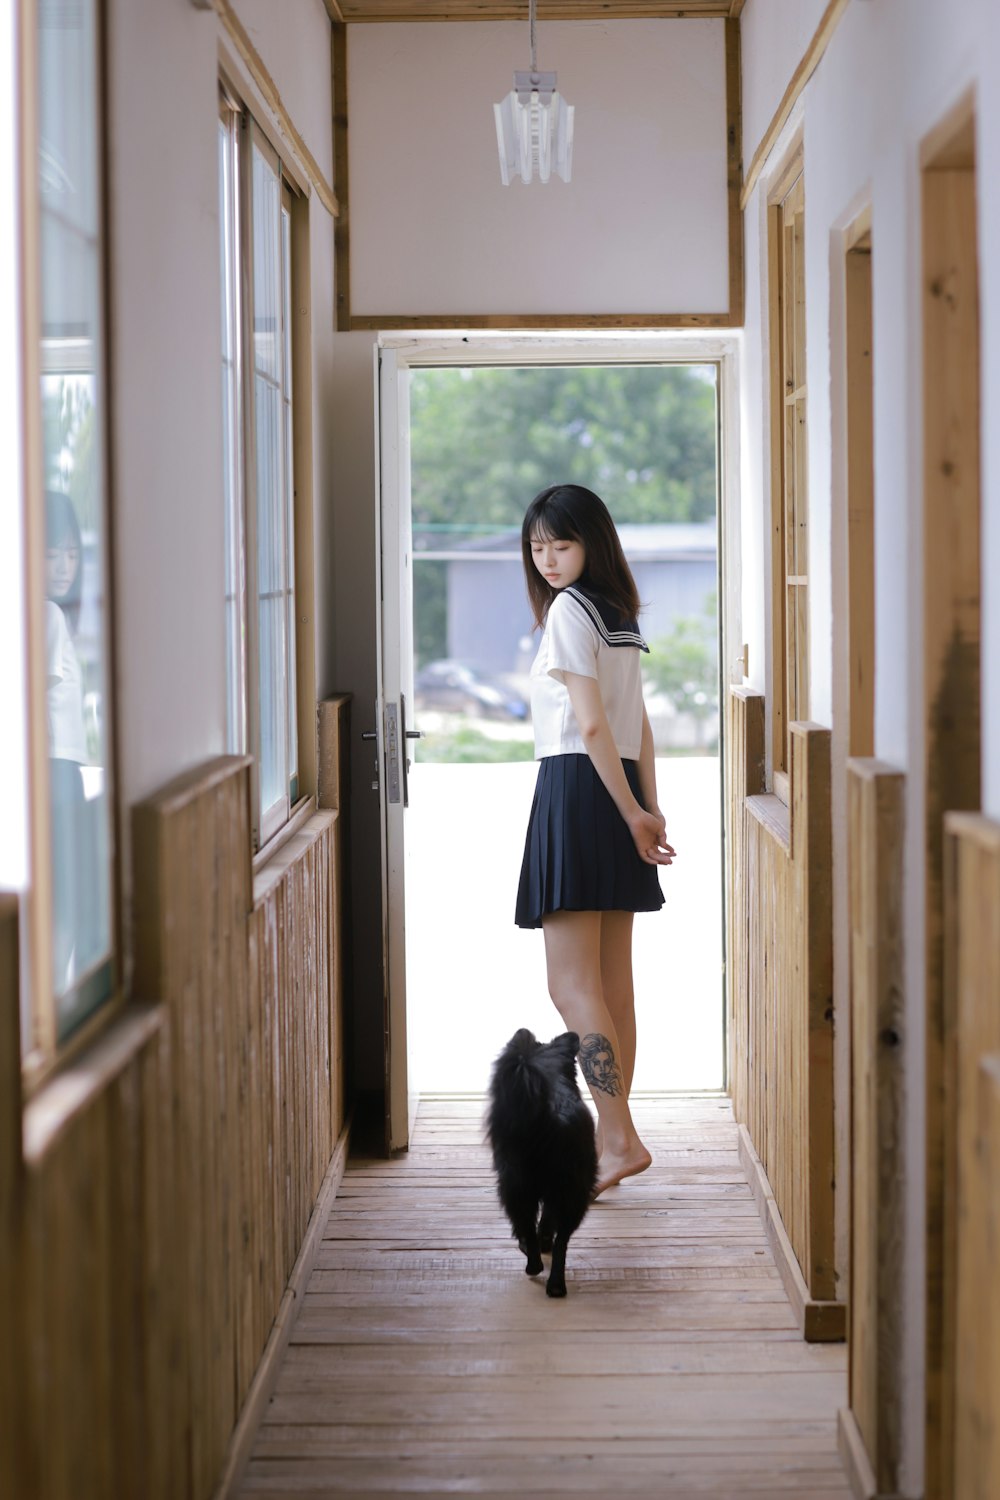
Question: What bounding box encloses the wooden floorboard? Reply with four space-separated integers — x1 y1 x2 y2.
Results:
237 1096 850 1498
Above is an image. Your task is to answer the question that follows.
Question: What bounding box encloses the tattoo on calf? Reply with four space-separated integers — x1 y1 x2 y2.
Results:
578 1032 623 1098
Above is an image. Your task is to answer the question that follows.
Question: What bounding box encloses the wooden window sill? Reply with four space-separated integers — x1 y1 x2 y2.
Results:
747 792 791 853
22 1002 164 1166
252 805 338 910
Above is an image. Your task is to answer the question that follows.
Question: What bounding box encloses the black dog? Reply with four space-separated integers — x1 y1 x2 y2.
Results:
486 1029 598 1298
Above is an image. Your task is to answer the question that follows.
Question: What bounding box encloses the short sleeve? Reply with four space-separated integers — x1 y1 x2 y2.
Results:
543 592 599 682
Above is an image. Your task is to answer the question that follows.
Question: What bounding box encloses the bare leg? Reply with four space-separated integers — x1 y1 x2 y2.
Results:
542 911 651 1195
600 910 637 1093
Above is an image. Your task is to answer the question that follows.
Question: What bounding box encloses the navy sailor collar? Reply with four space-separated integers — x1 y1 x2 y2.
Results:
561 579 649 652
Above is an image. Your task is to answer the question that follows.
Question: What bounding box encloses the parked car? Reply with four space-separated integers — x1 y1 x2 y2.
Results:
414 660 529 721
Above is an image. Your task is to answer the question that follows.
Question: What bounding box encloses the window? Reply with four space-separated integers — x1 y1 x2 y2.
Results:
27 0 117 1061
219 95 303 849
768 158 808 797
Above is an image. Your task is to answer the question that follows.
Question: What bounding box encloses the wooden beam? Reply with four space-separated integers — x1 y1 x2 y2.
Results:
214 0 339 218
725 17 744 325
333 22 351 331
340 1 734 17
349 310 742 331
740 0 850 209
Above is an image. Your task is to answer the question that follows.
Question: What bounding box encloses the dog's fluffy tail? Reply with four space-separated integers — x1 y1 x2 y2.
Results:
488 1028 580 1125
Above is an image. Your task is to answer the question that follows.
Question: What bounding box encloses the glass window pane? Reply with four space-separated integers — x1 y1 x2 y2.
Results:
38 0 114 1036
281 202 297 792
219 110 245 755
251 140 288 829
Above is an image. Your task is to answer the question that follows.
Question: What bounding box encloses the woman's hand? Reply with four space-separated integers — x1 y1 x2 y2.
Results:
628 806 676 866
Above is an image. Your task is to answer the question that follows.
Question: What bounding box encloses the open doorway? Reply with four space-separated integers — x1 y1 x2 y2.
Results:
401 358 726 1095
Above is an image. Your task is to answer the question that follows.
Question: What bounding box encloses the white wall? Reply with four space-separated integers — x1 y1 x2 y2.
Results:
106 0 336 930
739 0 1000 1489
347 20 730 318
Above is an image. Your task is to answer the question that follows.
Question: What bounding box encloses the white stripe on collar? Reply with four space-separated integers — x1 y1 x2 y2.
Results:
563 586 649 652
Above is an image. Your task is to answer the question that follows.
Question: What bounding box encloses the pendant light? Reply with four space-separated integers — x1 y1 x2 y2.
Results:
494 0 574 186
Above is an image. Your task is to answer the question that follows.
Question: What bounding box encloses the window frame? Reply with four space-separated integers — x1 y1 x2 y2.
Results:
218 82 313 856
19 0 123 1089
766 147 808 804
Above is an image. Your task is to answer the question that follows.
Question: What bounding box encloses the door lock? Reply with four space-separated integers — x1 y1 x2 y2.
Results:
362 729 379 791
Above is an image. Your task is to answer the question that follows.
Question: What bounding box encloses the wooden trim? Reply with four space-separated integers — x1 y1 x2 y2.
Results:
844 203 872 254
844 219 874 757
837 1407 880 1500
213 0 339 218
348 310 744 331
945 817 1000 1500
738 1125 845 1342
338 19 743 329
19 0 56 1063
252 809 337 909
724 17 744 326
746 791 790 851
320 0 345 21
210 1112 352 1500
343 2 742 16
21 1004 164 1164
0 896 23 1498
766 138 804 211
289 186 318 803
921 122 981 1500
741 0 849 208
333 23 350 330
920 86 976 171
846 759 906 1494
251 795 318 877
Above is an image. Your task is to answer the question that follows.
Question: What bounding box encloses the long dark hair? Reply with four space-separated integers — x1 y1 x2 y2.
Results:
521 484 640 630
45 490 83 636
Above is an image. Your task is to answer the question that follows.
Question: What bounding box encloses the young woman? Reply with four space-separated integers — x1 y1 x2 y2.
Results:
515 484 675 1195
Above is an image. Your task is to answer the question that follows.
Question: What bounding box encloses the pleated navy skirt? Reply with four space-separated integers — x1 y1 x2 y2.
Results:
514 753 665 929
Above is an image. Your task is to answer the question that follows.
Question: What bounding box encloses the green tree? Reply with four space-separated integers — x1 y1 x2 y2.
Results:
644 592 719 728
410 364 718 666
410 363 717 532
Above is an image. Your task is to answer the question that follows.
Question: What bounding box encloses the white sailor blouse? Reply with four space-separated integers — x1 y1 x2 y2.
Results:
529 581 649 761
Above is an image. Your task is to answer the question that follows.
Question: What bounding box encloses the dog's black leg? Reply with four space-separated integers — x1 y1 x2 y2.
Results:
509 1206 544 1276
536 1205 555 1255
520 1227 544 1277
545 1232 569 1298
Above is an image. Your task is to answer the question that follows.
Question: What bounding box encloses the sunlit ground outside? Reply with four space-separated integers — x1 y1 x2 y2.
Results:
405 750 723 1095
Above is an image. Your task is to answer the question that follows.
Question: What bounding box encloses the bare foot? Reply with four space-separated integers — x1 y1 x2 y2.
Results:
593 1143 652 1197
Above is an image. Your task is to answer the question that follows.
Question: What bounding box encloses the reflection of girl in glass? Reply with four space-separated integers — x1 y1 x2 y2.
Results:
45 490 87 989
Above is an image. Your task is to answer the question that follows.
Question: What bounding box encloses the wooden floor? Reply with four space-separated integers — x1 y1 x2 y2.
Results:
238 1095 852 1498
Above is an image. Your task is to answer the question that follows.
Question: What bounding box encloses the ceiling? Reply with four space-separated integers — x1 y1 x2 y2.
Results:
329 1 744 21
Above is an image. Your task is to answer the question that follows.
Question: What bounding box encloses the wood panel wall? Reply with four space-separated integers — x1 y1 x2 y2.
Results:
727 687 839 1337
0 699 349 1500
946 814 1000 1500
841 759 906 1494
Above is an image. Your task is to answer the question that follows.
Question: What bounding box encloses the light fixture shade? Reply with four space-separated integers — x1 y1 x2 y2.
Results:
494 71 574 185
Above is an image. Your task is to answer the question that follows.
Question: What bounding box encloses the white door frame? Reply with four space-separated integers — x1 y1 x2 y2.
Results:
375 329 742 1150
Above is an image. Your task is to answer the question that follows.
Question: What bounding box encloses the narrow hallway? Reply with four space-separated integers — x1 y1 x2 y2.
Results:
238 1097 851 1497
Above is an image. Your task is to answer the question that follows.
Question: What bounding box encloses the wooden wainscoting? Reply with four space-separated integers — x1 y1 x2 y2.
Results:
946 814 1000 1500
838 760 906 1498
727 687 841 1341
0 698 349 1500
